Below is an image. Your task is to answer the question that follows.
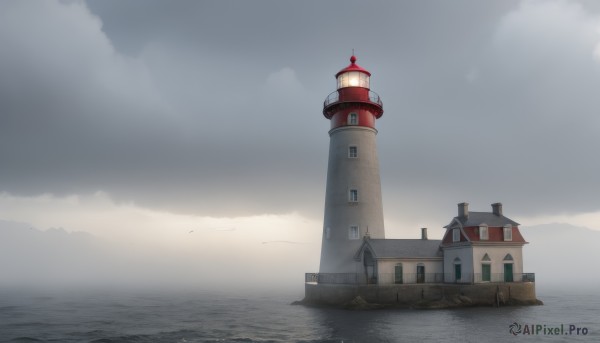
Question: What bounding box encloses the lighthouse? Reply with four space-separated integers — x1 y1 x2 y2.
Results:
305 56 537 307
319 55 385 274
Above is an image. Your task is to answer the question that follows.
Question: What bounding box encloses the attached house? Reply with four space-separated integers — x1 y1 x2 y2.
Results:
350 202 529 285
354 233 443 285
441 202 528 283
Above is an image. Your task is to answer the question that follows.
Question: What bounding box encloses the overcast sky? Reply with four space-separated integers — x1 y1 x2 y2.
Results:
3 0 600 244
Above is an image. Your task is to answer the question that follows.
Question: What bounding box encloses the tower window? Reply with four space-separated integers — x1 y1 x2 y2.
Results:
349 226 359 240
349 189 358 202
348 146 358 158
503 225 512 241
452 228 460 242
479 225 488 240
348 113 358 125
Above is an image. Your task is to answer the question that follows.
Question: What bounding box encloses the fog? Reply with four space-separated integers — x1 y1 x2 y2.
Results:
0 216 320 294
2 211 599 295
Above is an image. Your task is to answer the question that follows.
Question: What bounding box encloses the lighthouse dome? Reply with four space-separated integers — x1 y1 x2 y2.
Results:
335 55 370 89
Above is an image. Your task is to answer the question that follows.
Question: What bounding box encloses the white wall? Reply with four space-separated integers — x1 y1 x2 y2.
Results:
442 245 525 283
320 126 385 273
442 246 473 283
472 245 524 282
377 259 443 285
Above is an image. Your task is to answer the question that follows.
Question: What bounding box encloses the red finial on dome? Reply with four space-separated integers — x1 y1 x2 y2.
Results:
335 54 371 77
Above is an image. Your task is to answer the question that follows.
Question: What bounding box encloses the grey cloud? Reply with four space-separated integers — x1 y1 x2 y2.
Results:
2 0 600 227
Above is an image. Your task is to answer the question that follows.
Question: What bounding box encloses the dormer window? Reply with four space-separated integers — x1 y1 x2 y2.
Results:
452 228 460 242
503 225 512 241
479 224 488 240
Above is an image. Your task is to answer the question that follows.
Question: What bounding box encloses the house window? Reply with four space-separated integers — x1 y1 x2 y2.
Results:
416 264 425 283
479 225 488 240
453 257 462 282
452 228 460 242
348 112 358 125
349 226 359 240
325 227 331 239
481 264 491 282
349 189 358 202
504 263 514 282
481 254 491 282
503 225 512 241
348 146 358 158
394 264 403 284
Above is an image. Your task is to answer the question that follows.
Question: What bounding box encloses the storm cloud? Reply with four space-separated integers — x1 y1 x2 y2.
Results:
2 0 600 231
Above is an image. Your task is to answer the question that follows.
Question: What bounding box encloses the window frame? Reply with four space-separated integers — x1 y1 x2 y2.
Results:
348 146 358 158
479 224 488 240
452 228 460 242
481 263 491 282
348 225 359 240
503 225 512 241
348 112 358 125
349 189 358 203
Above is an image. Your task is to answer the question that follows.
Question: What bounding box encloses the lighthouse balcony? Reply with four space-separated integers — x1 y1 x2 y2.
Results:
323 90 383 108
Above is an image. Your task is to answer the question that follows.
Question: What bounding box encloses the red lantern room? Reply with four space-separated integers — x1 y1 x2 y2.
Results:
323 55 384 130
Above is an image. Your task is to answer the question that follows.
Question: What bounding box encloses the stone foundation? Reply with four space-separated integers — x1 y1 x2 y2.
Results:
303 282 538 307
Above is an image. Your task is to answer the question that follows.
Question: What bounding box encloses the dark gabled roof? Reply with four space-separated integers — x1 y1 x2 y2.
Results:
356 239 443 259
444 211 520 228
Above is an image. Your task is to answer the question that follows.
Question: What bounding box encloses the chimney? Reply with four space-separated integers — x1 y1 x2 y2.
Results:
492 202 503 216
458 202 469 218
421 228 428 240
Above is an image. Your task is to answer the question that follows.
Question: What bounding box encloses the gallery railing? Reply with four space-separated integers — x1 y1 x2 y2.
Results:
323 90 383 107
305 272 535 285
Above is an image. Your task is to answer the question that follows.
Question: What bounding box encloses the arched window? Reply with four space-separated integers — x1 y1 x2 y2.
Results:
453 257 462 282
481 253 491 282
503 255 514 282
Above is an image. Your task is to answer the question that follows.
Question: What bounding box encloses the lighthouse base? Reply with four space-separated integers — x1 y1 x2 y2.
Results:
302 282 539 308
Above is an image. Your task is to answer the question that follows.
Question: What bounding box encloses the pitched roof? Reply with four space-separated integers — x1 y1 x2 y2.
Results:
445 211 520 228
357 239 442 259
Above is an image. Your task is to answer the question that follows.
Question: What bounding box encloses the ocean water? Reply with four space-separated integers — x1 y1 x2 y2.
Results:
0 288 597 343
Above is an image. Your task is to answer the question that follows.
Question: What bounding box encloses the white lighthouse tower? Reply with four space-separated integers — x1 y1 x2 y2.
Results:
319 55 385 273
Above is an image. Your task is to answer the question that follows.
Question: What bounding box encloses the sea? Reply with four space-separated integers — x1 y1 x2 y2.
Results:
0 287 597 343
